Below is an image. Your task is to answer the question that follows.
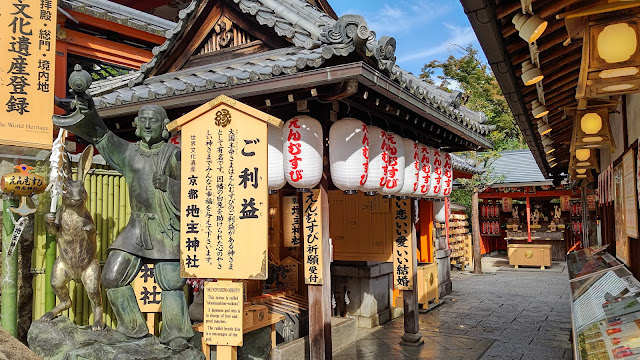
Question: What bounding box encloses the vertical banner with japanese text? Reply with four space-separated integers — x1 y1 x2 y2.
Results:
133 263 162 313
623 150 638 238
0 0 56 148
393 198 413 290
283 195 301 247
303 189 323 285
178 96 275 280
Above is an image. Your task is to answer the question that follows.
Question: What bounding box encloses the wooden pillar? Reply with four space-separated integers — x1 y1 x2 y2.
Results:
307 185 332 360
581 187 589 248
418 200 434 263
401 199 423 346
526 195 532 243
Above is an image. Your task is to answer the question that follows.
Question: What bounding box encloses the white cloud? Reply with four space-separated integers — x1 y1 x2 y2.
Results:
397 23 478 63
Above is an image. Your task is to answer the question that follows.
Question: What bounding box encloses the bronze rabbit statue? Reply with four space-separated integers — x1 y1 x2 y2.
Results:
42 145 104 331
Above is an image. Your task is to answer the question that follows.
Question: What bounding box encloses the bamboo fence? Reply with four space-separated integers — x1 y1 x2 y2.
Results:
32 166 130 328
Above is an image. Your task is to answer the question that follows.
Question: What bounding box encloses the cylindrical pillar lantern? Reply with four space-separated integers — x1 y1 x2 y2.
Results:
329 118 369 194
360 126 387 195
283 115 323 191
380 132 405 197
413 144 430 197
436 152 452 198
424 148 444 198
268 124 285 193
396 139 419 198
434 199 447 223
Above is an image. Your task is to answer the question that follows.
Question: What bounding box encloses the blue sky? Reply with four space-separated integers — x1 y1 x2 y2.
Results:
331 0 482 77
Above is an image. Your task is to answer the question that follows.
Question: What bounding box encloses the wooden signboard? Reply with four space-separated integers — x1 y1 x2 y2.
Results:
204 281 244 346
303 189 324 285
132 263 161 313
0 0 56 148
615 163 630 265
623 150 638 238
280 256 300 293
393 198 413 290
170 95 283 280
283 196 301 247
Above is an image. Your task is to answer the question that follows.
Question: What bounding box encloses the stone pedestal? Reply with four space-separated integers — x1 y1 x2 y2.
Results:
331 261 396 328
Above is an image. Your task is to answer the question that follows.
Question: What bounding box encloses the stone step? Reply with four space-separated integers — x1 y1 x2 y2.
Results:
270 317 356 360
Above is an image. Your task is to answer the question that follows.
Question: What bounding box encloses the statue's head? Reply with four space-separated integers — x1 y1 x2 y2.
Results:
135 105 169 145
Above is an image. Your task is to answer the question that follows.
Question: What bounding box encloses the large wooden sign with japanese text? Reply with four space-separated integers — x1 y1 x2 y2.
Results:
623 150 638 238
0 0 56 148
133 263 162 313
303 189 324 285
393 199 413 290
171 95 283 280
204 281 243 346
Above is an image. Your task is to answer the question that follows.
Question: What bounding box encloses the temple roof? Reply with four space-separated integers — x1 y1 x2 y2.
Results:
88 0 496 142
60 0 177 36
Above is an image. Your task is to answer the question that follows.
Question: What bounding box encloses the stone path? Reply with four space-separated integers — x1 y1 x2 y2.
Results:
333 255 573 360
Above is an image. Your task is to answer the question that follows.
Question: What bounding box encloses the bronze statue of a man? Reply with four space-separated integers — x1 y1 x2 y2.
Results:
52 84 193 348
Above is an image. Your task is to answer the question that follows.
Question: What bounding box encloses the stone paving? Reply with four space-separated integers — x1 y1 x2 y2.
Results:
333 255 573 360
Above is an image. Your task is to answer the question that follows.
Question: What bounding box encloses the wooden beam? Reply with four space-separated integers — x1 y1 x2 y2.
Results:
538 28 572 52
165 4 223 73
64 9 166 45
496 1 523 20
60 28 152 68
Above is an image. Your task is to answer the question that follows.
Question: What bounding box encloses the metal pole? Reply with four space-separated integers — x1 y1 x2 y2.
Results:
1 197 19 336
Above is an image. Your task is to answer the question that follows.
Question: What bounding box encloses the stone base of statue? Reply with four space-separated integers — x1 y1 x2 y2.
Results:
28 316 205 360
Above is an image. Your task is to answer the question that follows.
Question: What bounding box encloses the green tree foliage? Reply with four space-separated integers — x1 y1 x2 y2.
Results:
420 44 525 151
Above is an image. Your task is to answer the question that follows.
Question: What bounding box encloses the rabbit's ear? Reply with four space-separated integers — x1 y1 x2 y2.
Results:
64 151 72 181
78 145 94 181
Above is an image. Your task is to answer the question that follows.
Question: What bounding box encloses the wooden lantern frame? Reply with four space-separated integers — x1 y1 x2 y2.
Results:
576 10 640 99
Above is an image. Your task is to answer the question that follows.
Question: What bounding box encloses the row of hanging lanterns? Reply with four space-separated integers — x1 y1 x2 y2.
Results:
268 116 453 198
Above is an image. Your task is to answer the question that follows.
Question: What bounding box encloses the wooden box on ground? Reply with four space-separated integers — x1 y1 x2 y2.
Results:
417 262 439 305
507 244 552 269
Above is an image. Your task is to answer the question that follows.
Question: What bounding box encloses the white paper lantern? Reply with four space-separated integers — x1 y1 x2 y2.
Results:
437 152 453 198
329 118 369 194
283 115 323 190
434 200 447 223
413 144 431 197
424 148 444 198
268 124 285 192
283 196 301 247
380 132 405 196
396 139 419 197
360 126 387 195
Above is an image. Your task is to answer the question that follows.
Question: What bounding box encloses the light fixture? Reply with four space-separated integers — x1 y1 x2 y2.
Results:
532 100 549 118
537 120 552 136
521 60 544 86
565 102 616 152
576 169 587 174
550 162 557 168
576 161 591 167
546 155 556 162
575 14 640 99
580 113 602 134
513 13 548 43
575 149 591 161
577 174 587 178
544 145 555 154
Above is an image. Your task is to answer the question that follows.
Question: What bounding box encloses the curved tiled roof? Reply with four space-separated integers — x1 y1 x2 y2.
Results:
60 0 177 36
450 153 483 175
88 0 495 140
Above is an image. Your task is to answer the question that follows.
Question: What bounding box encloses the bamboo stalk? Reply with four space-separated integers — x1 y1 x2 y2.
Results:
96 175 103 263
44 213 56 314
119 177 126 233
102 175 111 327
1 198 19 336
113 177 120 241
68 280 76 323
